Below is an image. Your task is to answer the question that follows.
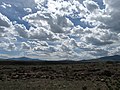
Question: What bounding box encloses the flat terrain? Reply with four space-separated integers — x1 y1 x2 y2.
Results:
0 61 120 90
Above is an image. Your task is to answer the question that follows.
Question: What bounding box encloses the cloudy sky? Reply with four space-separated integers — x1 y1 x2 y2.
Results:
0 0 120 60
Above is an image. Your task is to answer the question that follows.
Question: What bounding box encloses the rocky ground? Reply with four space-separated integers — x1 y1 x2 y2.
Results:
0 61 120 90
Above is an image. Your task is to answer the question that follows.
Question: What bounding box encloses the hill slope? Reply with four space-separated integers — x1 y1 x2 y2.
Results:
98 55 120 61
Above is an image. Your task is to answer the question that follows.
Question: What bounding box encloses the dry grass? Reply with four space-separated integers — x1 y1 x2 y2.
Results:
0 61 120 90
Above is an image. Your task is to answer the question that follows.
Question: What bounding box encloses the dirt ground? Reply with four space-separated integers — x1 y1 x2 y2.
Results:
0 61 120 90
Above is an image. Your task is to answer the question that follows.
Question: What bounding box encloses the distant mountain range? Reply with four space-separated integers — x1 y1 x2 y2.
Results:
82 55 120 62
7 57 40 61
98 55 120 61
0 55 120 65
0 55 120 62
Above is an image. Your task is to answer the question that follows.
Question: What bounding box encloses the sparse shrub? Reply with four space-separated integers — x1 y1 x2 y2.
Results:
106 61 114 64
101 70 113 77
82 86 87 90
97 87 101 90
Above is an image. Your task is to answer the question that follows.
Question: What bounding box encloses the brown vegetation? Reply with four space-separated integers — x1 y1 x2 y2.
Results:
0 61 120 90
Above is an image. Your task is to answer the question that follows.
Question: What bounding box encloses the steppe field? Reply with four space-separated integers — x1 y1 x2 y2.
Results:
0 60 120 90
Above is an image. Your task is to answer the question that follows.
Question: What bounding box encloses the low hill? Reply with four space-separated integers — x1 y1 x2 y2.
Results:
98 55 120 61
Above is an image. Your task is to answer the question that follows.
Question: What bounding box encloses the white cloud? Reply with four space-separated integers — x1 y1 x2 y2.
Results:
0 13 11 27
21 42 31 50
24 8 32 13
83 0 99 13
85 0 120 33
7 43 16 51
28 27 59 41
23 11 74 33
14 24 29 38
0 0 120 60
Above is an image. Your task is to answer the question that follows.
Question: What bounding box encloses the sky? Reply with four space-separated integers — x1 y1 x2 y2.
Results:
0 0 120 60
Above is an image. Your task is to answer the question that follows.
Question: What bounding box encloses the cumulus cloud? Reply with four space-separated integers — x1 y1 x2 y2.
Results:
28 27 59 41
24 8 32 13
0 13 17 52
14 24 29 38
0 0 120 60
21 42 31 50
7 43 16 51
0 13 11 27
83 0 99 13
23 11 74 33
103 0 120 32
85 0 120 33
